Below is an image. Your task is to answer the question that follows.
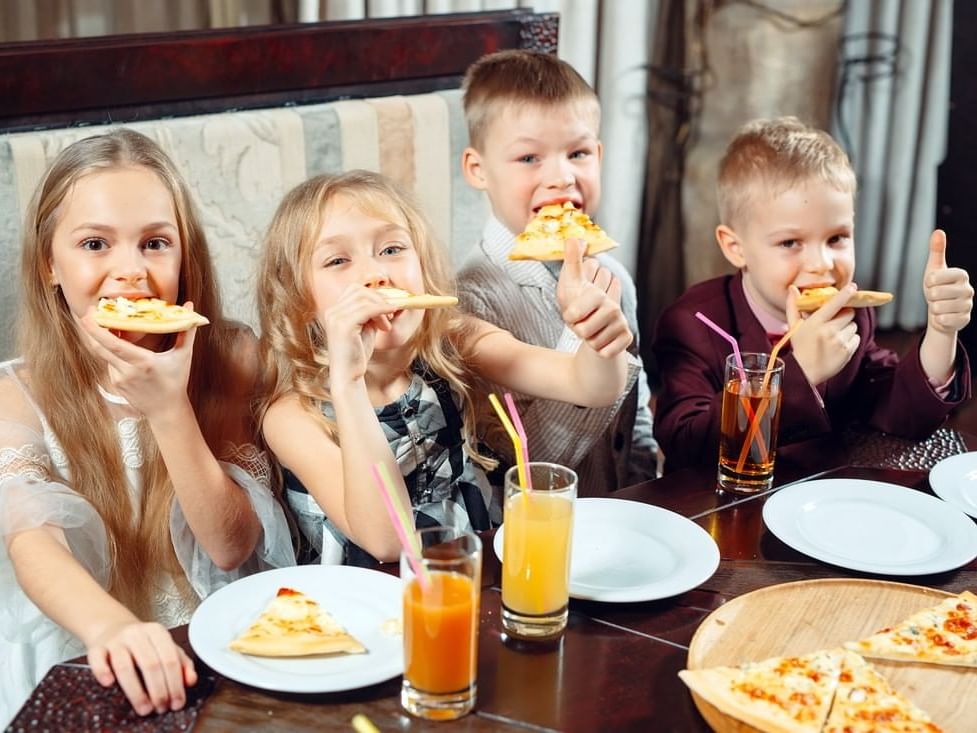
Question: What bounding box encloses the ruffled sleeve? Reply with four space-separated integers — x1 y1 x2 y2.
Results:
169 442 295 598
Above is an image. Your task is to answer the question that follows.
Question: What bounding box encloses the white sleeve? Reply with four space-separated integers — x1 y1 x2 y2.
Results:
169 443 295 598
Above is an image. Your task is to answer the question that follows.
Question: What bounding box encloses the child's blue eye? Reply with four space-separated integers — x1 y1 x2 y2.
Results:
80 238 107 251
323 257 347 268
828 234 851 246
570 149 590 160
380 244 405 256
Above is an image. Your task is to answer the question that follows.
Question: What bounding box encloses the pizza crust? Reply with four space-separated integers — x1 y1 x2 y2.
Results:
229 587 366 658
375 287 458 310
94 297 210 333
795 286 894 312
508 201 617 261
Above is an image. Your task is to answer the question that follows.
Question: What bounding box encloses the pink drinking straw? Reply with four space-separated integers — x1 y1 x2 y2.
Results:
370 463 429 590
695 311 745 381
503 392 533 490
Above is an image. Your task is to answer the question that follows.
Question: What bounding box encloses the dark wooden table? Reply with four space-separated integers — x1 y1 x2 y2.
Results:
16 429 977 732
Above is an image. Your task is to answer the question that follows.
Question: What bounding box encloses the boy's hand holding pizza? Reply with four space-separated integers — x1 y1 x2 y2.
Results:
786 283 861 387
556 238 632 358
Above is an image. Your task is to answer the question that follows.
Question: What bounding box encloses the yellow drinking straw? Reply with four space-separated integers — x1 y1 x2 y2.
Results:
734 319 803 473
351 714 381 733
488 393 529 490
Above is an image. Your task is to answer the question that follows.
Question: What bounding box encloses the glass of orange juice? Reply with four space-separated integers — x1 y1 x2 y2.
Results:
400 526 482 720
501 462 576 640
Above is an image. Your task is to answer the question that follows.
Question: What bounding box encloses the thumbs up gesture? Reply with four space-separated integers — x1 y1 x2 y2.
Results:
924 230 973 336
556 238 633 357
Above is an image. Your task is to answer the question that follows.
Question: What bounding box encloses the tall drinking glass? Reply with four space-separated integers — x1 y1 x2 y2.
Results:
501 462 576 640
717 352 784 494
400 526 482 721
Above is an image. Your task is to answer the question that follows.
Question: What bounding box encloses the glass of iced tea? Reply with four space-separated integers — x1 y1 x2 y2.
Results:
718 352 784 494
401 526 481 721
501 462 576 640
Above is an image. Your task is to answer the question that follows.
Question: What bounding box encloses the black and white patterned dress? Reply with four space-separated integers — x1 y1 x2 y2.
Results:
285 363 498 565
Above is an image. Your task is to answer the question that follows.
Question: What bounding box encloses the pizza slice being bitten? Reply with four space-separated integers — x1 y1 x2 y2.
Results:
95 297 210 333
823 650 943 733
229 587 366 657
795 286 894 312
375 286 458 310
508 201 617 261
678 647 845 733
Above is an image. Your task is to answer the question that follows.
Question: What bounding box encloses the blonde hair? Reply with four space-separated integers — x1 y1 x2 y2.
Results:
19 128 242 617
462 49 600 150
257 170 492 467
717 116 856 229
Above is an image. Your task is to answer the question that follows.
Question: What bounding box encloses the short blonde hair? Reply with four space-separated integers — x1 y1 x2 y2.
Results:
462 49 600 149
717 116 856 228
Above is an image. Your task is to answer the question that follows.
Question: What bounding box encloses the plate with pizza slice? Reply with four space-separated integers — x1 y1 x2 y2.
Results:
188 565 402 693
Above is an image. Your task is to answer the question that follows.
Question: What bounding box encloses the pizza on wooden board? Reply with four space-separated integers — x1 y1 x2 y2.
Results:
823 650 943 733
228 587 366 657
508 201 617 261
795 286 894 312
94 297 209 333
375 286 458 310
678 648 845 733
844 591 977 667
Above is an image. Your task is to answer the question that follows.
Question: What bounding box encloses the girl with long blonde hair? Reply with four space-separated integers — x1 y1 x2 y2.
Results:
258 170 632 565
0 129 294 725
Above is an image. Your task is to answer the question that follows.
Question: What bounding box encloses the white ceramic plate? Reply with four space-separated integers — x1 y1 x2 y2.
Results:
763 478 977 575
493 497 719 602
188 565 403 693
929 451 977 519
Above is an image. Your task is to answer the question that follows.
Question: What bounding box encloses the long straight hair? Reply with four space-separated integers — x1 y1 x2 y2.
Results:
256 170 492 468
19 129 240 617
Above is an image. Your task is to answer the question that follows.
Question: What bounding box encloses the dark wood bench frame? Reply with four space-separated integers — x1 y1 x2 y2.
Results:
0 9 558 132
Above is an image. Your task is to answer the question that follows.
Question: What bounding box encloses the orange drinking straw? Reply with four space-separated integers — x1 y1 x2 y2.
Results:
488 393 529 490
503 392 533 490
370 463 429 589
734 320 802 473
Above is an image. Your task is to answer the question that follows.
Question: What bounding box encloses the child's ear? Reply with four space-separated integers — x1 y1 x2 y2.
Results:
461 147 487 190
715 224 746 269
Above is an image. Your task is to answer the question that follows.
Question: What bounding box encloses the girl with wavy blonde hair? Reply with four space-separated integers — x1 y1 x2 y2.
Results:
0 129 293 726
257 170 633 565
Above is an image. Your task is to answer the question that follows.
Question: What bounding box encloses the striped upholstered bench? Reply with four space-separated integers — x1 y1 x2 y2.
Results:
0 90 486 358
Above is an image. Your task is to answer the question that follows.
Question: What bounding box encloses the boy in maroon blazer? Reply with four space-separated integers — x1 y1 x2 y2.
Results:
653 117 973 472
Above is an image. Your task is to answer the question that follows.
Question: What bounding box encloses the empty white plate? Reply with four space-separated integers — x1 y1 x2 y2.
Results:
763 478 977 575
493 497 719 602
930 451 977 519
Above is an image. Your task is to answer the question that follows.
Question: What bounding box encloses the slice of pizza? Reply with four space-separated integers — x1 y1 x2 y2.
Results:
375 286 458 310
678 647 845 733
823 650 943 732
844 591 977 667
229 587 366 657
95 297 210 333
795 286 893 312
508 201 617 261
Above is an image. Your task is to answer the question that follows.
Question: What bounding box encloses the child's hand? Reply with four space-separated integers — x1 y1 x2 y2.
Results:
87 620 197 716
80 305 197 419
556 238 633 357
320 284 397 385
924 230 973 336
787 284 860 386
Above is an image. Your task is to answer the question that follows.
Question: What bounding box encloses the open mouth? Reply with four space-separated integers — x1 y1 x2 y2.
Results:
532 197 582 214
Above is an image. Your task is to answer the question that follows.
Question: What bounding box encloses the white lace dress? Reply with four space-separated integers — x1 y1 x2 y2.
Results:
0 358 296 725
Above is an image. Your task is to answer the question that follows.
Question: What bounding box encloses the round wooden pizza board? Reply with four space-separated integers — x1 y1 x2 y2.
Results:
685 578 972 733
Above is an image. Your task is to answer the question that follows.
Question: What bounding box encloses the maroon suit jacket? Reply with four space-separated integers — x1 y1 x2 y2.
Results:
652 273 971 472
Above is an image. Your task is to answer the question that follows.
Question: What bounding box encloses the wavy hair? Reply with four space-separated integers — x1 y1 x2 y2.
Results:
257 170 492 467
19 128 241 616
